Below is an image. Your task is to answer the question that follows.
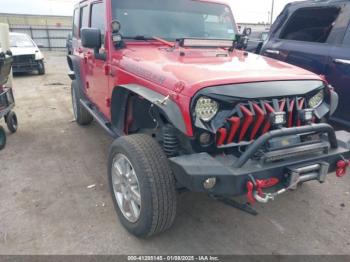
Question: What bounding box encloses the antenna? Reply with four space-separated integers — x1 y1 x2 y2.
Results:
270 0 275 25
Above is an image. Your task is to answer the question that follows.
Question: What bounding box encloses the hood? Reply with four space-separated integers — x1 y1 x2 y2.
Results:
10 47 39 56
114 43 322 97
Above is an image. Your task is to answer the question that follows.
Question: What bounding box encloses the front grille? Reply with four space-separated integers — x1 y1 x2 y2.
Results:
12 55 38 72
216 97 315 146
13 55 35 65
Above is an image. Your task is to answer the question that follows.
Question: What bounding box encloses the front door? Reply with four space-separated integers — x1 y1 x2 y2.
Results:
85 1 110 118
327 24 350 125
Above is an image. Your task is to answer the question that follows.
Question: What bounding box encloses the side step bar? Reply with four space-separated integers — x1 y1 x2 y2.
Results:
80 99 120 138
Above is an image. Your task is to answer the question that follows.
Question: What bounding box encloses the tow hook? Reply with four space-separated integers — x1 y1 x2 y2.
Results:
247 162 332 204
246 176 280 205
336 156 350 177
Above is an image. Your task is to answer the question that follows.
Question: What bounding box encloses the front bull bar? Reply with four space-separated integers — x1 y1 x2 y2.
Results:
234 123 338 168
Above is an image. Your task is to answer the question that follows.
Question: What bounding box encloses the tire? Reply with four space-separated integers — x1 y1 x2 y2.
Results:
5 111 18 133
108 134 177 237
0 126 6 150
38 60 45 75
71 80 93 126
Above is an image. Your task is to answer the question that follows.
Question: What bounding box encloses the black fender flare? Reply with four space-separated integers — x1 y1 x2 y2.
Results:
329 89 339 116
67 55 82 82
111 84 187 135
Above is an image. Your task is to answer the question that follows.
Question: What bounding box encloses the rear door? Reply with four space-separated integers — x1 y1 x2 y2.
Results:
327 21 350 125
262 5 341 75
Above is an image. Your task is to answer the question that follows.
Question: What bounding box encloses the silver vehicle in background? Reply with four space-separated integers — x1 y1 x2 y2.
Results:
9 33 45 75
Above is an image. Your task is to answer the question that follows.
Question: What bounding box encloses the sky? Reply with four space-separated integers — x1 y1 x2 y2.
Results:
0 0 301 23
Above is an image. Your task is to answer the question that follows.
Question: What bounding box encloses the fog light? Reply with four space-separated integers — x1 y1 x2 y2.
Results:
203 178 217 190
112 34 124 48
270 112 286 126
199 132 211 146
112 34 122 43
111 20 121 33
300 109 314 122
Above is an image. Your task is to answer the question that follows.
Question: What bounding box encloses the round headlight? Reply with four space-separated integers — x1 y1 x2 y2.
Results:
195 97 219 122
308 90 324 108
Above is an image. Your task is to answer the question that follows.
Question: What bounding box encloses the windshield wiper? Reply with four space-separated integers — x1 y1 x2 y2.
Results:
124 35 174 47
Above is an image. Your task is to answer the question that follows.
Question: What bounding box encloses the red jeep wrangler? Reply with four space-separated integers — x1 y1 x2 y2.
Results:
68 0 350 237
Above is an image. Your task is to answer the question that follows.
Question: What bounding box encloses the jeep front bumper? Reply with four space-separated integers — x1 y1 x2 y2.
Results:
169 124 350 198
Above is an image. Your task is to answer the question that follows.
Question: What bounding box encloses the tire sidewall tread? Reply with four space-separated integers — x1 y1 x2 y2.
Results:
6 111 18 133
71 80 93 126
108 134 177 237
0 126 6 150
38 60 45 75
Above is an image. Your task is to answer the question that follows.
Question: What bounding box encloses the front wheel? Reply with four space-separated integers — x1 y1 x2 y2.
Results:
5 111 18 133
0 126 6 150
108 134 177 237
37 60 45 75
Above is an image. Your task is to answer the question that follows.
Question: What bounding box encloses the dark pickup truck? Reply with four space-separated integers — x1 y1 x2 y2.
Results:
261 0 350 126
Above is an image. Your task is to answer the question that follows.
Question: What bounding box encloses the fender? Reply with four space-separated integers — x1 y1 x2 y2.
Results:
111 84 187 135
67 55 76 80
67 54 90 99
67 55 82 82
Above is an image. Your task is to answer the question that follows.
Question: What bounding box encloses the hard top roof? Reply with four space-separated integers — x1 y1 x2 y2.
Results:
75 0 232 7
287 0 349 8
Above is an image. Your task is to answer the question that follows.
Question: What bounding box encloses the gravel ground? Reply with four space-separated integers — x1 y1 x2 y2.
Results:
0 51 349 255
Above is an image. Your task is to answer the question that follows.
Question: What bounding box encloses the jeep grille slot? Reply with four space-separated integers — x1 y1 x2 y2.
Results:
216 97 314 146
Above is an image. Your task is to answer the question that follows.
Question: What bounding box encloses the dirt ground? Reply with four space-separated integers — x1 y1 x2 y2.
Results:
0 51 349 255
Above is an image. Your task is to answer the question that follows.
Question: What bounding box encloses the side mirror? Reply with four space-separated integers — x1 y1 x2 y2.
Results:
235 34 249 50
110 20 125 49
81 28 106 60
243 27 252 36
81 28 101 49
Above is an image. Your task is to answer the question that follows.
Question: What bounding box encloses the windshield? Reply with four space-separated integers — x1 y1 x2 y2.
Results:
10 34 35 48
111 0 236 41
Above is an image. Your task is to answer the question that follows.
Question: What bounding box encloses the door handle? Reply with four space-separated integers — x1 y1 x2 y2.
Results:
334 59 350 65
265 49 280 55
